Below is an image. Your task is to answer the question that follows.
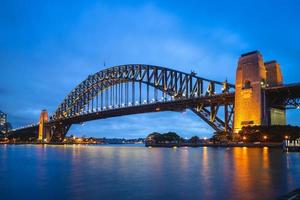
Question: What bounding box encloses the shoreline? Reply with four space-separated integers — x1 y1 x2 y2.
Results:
145 143 283 148
0 142 283 148
0 142 139 145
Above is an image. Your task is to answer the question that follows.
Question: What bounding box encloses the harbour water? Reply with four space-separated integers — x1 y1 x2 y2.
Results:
0 144 299 200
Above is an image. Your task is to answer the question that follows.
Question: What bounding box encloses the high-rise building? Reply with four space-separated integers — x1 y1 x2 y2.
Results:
0 111 8 134
0 111 7 126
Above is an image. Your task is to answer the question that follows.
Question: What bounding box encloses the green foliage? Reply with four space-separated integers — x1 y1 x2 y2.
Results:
189 136 200 144
146 132 181 144
211 131 231 142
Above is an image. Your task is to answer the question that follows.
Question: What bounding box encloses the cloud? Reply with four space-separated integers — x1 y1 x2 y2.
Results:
0 1 258 137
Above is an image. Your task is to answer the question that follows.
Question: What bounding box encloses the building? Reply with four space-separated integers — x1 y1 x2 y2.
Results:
0 111 8 134
234 51 286 133
0 111 7 126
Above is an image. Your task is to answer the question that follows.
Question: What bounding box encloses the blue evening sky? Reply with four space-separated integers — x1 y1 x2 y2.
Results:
1 0 300 138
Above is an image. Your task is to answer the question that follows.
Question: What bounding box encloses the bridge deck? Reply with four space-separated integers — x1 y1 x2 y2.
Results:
48 93 234 125
266 83 300 98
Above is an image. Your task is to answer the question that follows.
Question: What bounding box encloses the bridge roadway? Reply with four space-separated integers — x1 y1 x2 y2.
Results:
37 82 300 126
48 92 234 125
266 83 300 98
266 83 300 109
8 92 234 139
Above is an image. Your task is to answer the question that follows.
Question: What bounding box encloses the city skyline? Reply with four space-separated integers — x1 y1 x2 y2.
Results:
1 0 300 138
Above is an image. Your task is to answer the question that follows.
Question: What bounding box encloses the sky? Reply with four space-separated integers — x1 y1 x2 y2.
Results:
1 0 300 138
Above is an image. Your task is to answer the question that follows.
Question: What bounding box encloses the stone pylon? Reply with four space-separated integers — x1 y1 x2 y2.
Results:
38 110 49 141
234 51 286 134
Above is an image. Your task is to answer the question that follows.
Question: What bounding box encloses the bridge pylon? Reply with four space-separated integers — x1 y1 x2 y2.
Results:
234 51 286 134
38 110 50 142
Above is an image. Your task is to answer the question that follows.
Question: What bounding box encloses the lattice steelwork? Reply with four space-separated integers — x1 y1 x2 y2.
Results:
266 83 300 110
51 65 235 136
274 98 300 110
8 65 300 142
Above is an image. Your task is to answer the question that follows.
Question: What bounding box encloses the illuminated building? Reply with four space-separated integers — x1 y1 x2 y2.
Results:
234 51 286 133
0 111 12 134
0 111 7 126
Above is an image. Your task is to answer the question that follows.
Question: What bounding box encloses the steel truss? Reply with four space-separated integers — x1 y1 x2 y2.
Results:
51 65 235 140
284 98 300 109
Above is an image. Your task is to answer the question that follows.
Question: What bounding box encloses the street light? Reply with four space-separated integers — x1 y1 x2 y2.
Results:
284 135 289 140
263 135 268 140
242 136 247 141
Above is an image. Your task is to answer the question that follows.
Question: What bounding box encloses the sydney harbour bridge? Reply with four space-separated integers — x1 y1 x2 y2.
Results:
8 51 300 142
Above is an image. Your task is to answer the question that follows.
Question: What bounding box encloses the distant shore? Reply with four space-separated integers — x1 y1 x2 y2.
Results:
0 142 143 145
0 141 284 148
145 143 283 148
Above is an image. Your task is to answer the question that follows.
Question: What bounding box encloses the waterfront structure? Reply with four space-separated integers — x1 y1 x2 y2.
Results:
8 51 300 142
284 139 300 152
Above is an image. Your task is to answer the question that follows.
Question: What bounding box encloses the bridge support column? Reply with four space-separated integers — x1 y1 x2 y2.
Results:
234 51 267 134
234 51 286 134
38 110 50 142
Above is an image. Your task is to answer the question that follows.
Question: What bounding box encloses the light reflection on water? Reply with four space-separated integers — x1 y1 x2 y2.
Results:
0 145 299 200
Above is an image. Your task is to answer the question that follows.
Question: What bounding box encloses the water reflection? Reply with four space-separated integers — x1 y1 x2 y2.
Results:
262 147 269 169
0 145 300 200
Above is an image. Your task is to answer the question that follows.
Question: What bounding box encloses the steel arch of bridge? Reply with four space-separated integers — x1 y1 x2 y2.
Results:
49 65 235 140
